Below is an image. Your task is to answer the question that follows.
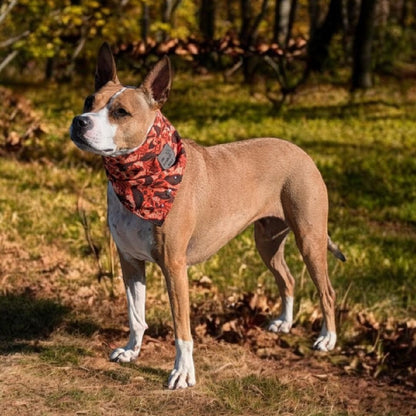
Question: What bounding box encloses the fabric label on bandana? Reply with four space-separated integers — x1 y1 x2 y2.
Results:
103 110 186 225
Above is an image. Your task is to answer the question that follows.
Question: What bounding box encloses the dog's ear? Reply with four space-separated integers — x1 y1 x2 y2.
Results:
141 56 172 109
95 42 120 91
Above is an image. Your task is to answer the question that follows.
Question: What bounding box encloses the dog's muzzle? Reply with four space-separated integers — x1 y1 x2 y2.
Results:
70 115 94 147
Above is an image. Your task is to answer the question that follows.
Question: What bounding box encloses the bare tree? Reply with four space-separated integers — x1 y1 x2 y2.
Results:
352 0 378 90
400 0 409 26
0 0 18 26
161 0 182 40
239 0 270 83
141 0 150 44
308 0 321 39
239 0 270 47
199 0 216 40
306 0 343 72
274 0 291 45
0 0 29 74
274 0 297 49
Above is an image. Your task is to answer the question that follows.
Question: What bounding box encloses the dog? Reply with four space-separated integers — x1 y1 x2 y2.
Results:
70 43 345 390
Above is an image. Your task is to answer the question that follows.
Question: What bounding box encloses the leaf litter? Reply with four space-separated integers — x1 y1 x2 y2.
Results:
0 87 46 156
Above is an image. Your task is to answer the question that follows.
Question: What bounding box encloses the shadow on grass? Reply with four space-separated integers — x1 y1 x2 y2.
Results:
131 364 170 384
0 293 70 353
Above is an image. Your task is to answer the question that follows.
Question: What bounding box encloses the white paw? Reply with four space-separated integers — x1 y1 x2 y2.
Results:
168 339 196 390
110 347 140 363
313 330 337 351
168 368 196 390
268 318 292 334
269 297 294 334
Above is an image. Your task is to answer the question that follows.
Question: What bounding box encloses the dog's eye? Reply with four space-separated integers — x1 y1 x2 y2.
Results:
83 95 94 112
113 107 130 118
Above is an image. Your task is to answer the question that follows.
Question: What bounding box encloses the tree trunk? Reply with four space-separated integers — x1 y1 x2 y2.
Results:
274 0 291 45
161 0 182 40
239 0 252 47
162 0 182 23
239 0 270 47
226 0 237 28
306 0 343 72
286 0 298 47
351 0 378 90
308 0 321 39
141 1 150 44
400 0 409 27
346 0 360 35
251 0 270 42
413 0 416 29
199 0 216 40
239 0 270 83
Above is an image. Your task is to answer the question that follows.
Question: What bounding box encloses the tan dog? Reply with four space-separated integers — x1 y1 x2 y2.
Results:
70 43 345 389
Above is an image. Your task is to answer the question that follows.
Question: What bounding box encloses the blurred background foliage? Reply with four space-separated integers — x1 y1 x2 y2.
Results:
1 0 415 95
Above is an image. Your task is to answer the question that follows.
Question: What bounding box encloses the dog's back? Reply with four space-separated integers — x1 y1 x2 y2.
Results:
167 137 326 264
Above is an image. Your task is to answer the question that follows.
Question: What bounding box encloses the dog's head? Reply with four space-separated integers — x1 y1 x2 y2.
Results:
70 43 172 156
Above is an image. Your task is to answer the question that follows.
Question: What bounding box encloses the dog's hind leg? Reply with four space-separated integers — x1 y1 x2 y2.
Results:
290 220 337 351
110 253 148 363
280 165 337 351
255 218 295 334
296 231 336 351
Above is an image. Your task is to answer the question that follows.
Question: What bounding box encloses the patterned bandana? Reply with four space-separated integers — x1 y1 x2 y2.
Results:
102 110 187 225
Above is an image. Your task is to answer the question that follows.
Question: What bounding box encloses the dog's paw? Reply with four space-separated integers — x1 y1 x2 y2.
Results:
313 331 337 352
168 339 195 390
110 347 140 363
268 318 292 334
168 368 196 390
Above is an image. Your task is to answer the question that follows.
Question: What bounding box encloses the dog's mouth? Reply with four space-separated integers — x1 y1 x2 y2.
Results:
72 139 114 156
69 127 93 151
70 124 115 156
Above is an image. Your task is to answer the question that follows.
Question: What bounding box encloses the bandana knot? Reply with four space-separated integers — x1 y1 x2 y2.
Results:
103 111 186 225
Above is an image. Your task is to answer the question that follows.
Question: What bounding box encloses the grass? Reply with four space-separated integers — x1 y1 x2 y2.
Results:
0 70 415 415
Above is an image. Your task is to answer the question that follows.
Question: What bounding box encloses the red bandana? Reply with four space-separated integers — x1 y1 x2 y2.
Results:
103 111 187 225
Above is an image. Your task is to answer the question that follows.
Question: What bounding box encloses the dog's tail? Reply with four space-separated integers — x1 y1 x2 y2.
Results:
327 236 346 262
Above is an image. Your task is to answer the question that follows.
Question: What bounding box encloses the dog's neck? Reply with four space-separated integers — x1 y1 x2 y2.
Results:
103 110 187 225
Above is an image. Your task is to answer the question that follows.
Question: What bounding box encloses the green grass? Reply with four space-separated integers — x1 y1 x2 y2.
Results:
39 344 92 366
207 375 291 414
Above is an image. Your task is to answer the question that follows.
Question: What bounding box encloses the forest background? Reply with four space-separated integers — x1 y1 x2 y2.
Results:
0 1 416 415
1 0 415 93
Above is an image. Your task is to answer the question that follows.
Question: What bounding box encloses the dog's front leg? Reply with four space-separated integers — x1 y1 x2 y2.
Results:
110 253 148 363
161 259 196 389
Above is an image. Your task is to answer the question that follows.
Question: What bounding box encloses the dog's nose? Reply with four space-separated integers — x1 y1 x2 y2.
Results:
73 115 93 130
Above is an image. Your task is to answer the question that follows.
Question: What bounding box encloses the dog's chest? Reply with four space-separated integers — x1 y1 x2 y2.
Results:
107 183 155 262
